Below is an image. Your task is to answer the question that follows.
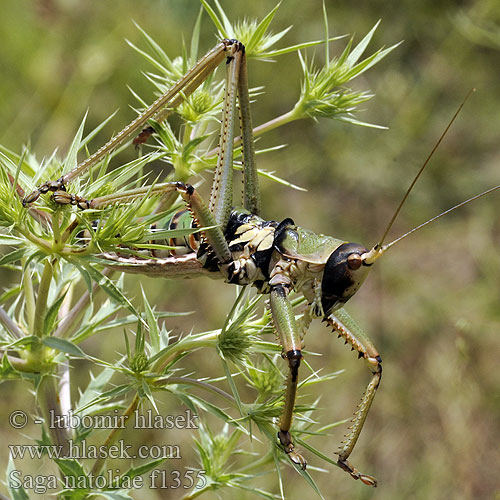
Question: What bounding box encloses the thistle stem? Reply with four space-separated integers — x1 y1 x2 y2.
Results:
154 376 235 403
90 394 140 476
205 109 299 159
22 258 36 335
33 259 53 337
37 375 72 455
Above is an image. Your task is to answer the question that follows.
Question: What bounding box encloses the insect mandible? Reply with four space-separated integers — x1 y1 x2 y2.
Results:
21 32 500 488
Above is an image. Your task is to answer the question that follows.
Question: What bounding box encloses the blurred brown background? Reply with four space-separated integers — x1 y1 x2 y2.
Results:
0 0 499 498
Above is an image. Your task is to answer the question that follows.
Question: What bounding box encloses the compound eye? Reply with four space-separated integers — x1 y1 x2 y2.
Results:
347 253 362 270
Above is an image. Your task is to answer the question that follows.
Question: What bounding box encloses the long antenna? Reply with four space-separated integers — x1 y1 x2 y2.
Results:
375 88 475 250
384 182 500 250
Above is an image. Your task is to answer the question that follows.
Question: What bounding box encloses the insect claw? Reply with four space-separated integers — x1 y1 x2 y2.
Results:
52 191 72 205
359 474 378 487
22 177 67 206
288 450 307 470
22 190 40 206
52 191 91 210
337 457 378 487
278 430 307 470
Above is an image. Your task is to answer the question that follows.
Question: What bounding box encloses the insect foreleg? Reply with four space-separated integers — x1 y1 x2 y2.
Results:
178 183 231 265
87 181 232 266
324 307 380 487
269 281 306 470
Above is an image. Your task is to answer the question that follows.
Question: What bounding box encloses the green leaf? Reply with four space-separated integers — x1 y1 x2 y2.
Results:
124 329 132 362
148 225 213 241
142 288 159 353
346 20 381 67
10 335 40 349
220 356 244 415
127 39 169 77
80 263 146 328
139 378 158 413
255 169 307 192
322 1 330 63
42 337 87 358
200 0 227 38
338 36 354 65
245 2 281 55
122 457 166 479
279 441 326 499
134 23 176 74
63 112 87 175
134 320 144 354
257 25 293 53
176 392 242 430
0 248 26 267
263 36 342 58
80 110 119 151
42 292 67 336
213 0 234 38
55 458 86 478
336 114 387 129
76 384 131 414
182 135 209 164
73 262 93 292
227 482 278 500
7 454 30 500
0 352 15 376
190 7 204 63
72 310 190 344
0 235 24 245
77 366 116 411
69 299 113 342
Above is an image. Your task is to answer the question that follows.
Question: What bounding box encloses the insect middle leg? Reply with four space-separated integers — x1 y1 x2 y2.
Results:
269 280 307 469
324 308 380 487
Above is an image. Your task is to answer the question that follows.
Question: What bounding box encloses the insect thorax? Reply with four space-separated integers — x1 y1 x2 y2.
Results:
217 209 326 302
169 207 331 301
223 208 279 290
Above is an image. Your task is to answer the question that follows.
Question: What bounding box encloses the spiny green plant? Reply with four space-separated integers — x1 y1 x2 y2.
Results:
0 2 395 498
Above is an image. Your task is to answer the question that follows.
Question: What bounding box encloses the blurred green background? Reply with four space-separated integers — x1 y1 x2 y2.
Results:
0 0 499 499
